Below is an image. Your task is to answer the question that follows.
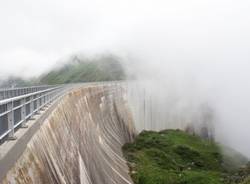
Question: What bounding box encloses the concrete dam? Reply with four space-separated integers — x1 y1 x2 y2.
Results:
0 82 212 184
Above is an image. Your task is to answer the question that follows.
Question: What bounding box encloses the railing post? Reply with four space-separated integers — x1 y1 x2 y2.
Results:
42 94 45 107
49 93 52 103
42 94 45 106
30 95 34 118
3 90 6 99
7 101 16 140
0 92 3 100
37 95 40 112
21 99 28 128
46 93 49 105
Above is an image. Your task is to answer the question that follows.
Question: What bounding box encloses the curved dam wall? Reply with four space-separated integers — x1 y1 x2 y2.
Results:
1 81 214 184
2 84 136 184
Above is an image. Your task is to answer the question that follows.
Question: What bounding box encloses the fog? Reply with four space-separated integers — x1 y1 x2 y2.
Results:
1 0 250 156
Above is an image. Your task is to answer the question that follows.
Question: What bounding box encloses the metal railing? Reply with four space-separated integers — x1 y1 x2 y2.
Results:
0 81 124 143
0 86 65 141
0 85 58 100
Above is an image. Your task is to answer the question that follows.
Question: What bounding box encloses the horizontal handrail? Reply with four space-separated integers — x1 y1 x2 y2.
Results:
0 87 61 105
0 85 66 141
0 85 59 100
0 85 56 91
0 81 124 143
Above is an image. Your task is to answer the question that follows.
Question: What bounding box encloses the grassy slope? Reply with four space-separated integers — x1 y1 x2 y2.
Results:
123 130 250 184
39 56 126 85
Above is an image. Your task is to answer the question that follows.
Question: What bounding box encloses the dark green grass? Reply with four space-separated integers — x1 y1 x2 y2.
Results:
123 130 250 184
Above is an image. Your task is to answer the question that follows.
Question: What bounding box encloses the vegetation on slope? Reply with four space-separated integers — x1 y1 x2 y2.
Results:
123 130 250 184
0 55 126 88
39 55 126 85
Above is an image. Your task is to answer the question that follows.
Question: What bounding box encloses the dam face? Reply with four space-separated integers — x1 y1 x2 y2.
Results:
2 84 136 184
1 81 215 184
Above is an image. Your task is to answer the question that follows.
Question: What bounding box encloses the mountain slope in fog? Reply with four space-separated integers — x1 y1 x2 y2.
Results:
39 55 126 85
0 76 36 88
0 55 126 88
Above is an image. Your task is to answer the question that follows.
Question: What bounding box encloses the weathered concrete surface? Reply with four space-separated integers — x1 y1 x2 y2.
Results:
0 99 62 182
1 84 136 184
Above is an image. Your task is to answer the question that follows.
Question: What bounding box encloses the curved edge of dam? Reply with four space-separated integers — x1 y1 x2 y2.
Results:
1 84 137 184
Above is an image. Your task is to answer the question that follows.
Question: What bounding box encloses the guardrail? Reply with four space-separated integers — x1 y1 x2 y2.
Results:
0 85 58 100
0 81 125 143
0 86 65 142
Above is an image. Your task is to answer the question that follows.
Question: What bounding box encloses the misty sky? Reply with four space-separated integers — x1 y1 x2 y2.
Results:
1 0 250 155
1 0 249 77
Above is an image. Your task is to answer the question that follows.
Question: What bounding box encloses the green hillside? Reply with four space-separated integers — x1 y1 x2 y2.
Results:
123 130 250 184
0 55 126 88
39 55 126 85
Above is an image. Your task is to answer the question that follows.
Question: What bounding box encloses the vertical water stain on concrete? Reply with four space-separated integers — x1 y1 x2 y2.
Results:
2 84 136 184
